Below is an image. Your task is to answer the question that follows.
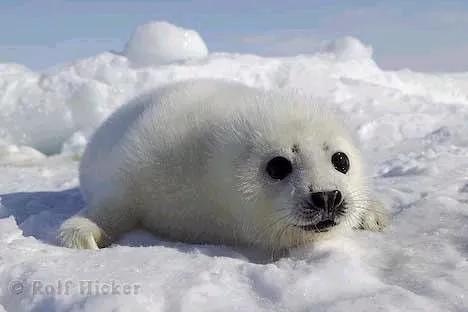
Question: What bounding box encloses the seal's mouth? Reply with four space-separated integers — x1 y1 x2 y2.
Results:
297 220 337 232
294 197 347 233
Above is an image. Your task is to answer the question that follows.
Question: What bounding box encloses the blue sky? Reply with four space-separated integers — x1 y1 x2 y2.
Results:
1 0 468 72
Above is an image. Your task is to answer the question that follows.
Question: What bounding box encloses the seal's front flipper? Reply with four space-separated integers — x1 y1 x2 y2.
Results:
355 198 391 232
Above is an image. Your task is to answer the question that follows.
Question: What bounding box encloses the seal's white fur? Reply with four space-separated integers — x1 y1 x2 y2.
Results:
58 79 390 251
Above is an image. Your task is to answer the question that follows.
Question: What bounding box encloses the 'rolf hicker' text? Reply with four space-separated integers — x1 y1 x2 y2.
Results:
29 280 141 296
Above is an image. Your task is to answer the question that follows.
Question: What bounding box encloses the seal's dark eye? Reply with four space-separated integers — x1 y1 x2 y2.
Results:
266 156 293 180
331 152 349 174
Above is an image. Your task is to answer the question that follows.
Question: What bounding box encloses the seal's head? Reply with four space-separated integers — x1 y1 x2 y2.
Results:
210 92 372 250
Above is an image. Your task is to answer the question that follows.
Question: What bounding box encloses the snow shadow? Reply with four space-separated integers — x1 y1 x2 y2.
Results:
0 188 84 246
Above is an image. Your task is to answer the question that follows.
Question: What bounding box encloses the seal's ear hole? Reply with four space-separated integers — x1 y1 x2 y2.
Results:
331 152 350 174
266 156 293 180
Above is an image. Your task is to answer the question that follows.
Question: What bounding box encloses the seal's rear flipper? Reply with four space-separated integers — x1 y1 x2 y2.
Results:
57 213 111 249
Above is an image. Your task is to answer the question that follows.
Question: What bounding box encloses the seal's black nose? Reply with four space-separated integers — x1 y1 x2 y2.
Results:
310 190 342 210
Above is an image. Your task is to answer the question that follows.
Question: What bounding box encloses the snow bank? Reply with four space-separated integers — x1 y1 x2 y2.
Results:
0 142 45 165
123 21 209 67
322 36 373 60
1 20 468 312
1 22 467 156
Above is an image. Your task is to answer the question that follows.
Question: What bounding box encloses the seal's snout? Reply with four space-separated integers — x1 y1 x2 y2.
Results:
310 190 343 212
297 190 346 232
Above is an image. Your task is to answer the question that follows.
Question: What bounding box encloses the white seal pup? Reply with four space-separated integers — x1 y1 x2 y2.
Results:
58 79 390 251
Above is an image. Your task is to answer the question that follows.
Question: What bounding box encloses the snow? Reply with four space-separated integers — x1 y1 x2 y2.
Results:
123 21 209 68
1 21 468 312
322 36 373 61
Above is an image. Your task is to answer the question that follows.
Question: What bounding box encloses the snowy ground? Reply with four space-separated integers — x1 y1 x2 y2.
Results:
0 22 467 312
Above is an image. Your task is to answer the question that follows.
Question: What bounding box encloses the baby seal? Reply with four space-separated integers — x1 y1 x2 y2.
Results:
58 79 390 251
